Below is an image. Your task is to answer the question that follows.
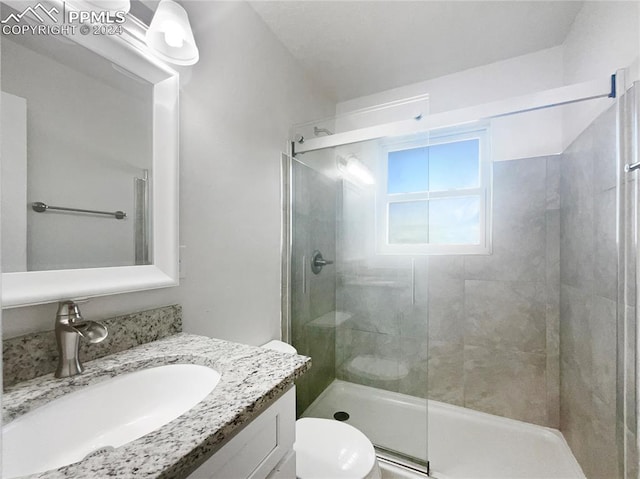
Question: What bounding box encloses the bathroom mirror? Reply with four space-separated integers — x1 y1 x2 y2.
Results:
0 1 179 307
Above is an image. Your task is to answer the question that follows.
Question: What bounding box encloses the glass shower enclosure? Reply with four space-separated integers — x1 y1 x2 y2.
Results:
283 75 640 478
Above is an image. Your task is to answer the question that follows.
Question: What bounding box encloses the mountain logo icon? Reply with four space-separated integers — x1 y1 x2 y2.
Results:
1 3 60 24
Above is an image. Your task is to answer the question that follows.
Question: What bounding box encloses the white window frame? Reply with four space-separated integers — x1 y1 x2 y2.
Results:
376 125 492 255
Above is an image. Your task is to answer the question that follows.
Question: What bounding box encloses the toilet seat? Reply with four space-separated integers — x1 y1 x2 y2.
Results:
295 418 380 479
262 340 297 354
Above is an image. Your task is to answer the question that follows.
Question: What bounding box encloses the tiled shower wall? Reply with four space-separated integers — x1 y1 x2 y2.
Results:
291 160 337 416
336 155 561 428
559 105 618 478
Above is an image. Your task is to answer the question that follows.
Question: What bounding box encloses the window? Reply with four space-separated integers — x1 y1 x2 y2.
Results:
377 127 491 255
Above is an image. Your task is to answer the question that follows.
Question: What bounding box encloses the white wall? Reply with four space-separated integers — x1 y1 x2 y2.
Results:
174 1 333 343
562 1 640 149
336 47 565 162
2 1 334 343
337 46 564 116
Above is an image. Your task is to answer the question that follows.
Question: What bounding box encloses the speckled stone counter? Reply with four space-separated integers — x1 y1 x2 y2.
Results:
3 333 310 478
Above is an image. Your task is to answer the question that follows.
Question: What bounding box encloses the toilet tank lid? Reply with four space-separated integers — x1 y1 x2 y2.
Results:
262 340 297 355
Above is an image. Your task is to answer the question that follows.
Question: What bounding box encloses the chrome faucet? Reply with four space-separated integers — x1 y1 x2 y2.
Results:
54 301 108 378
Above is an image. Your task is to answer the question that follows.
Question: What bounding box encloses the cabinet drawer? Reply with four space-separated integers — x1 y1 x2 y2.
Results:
188 387 295 479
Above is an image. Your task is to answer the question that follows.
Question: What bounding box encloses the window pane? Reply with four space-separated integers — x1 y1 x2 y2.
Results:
387 147 428 194
429 196 480 244
389 201 428 244
428 139 479 191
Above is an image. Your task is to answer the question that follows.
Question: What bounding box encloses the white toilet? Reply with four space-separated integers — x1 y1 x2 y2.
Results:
262 341 382 479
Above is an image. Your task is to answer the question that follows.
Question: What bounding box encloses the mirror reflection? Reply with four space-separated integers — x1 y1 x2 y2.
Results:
1 19 153 272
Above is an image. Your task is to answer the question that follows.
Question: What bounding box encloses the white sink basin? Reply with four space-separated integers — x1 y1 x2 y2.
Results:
3 363 221 478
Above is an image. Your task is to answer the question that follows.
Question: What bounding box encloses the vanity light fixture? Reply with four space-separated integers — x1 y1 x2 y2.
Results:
145 0 199 66
337 154 376 185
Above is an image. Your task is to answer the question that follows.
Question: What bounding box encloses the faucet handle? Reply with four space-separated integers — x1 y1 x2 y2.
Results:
74 321 108 344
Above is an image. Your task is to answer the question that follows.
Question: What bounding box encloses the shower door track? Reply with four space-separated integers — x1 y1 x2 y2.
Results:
376 447 431 477
292 74 616 156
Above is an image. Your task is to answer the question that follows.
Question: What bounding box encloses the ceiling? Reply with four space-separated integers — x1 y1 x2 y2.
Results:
250 1 583 102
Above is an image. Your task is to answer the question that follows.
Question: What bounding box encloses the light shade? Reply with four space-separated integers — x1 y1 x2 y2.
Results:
338 154 375 185
145 0 199 66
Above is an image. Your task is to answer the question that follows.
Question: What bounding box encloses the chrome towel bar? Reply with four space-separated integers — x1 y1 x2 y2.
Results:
625 161 640 172
31 201 126 220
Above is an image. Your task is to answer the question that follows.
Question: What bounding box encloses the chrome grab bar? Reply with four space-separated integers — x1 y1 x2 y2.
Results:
32 201 126 220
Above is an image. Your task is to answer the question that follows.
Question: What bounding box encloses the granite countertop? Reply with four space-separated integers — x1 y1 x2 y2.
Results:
3 333 311 478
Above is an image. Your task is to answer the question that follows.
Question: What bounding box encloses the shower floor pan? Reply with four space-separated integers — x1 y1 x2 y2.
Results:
303 380 585 479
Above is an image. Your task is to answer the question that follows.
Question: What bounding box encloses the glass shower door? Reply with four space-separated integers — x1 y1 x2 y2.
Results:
335 169 430 467
287 140 430 472
289 156 340 418
286 95 431 472
618 80 640 479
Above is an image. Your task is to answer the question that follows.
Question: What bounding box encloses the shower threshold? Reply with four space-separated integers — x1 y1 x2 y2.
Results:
302 380 585 479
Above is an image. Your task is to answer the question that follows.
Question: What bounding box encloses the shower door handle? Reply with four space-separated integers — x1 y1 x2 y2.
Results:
311 250 333 274
315 258 334 266
302 254 307 294
411 258 416 305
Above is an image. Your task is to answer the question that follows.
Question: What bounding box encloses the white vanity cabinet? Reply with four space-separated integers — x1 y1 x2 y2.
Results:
188 387 296 479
